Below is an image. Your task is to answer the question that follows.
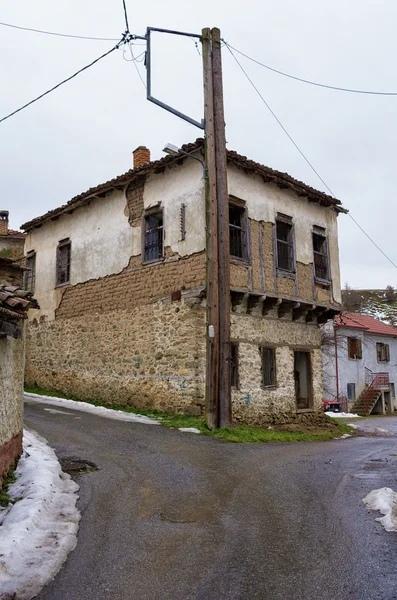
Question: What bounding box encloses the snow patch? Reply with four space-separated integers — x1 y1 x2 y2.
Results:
25 392 159 425
178 427 201 434
0 429 80 600
338 433 352 439
325 411 360 418
363 487 397 532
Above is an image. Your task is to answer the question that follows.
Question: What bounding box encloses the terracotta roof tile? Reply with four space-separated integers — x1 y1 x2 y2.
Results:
336 312 397 337
21 139 346 231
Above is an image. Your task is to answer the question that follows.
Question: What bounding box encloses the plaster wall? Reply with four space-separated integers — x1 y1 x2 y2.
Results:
0 334 24 471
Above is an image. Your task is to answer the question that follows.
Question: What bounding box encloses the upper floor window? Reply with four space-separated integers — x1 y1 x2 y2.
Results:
276 215 295 273
24 251 36 293
376 342 390 363
56 239 71 286
347 337 362 360
144 212 163 262
313 228 329 281
229 201 248 261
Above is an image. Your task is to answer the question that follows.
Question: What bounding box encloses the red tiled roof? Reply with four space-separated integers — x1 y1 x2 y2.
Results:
0 229 25 239
21 139 346 231
0 285 39 320
336 312 397 337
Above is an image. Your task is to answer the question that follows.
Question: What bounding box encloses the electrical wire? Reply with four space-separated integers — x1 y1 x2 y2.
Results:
0 20 120 41
225 43 397 271
124 42 146 89
224 41 397 97
122 0 130 33
0 40 123 125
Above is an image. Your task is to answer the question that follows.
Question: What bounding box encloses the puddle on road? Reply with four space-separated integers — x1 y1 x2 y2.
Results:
60 457 98 476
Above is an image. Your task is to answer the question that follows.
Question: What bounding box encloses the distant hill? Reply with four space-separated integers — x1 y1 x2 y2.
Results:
342 287 397 327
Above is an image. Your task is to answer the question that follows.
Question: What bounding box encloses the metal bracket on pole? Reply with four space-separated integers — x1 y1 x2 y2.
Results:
145 27 205 130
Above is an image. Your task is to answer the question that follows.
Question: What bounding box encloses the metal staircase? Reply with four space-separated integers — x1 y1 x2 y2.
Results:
352 369 389 416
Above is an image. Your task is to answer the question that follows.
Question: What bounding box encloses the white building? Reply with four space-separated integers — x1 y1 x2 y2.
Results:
322 313 397 415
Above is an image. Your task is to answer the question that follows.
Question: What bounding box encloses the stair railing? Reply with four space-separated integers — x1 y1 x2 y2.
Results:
363 372 389 413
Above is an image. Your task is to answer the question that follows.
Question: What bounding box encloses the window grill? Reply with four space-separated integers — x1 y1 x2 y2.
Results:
144 213 163 262
229 204 248 260
276 220 294 272
313 232 329 280
56 241 71 286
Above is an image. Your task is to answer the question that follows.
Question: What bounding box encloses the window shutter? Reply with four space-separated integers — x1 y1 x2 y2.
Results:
357 339 362 359
386 344 390 362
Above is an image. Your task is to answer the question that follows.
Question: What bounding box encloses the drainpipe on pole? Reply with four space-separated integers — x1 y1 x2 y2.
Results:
334 321 340 402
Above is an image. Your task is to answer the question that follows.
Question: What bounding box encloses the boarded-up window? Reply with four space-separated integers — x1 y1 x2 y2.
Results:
313 229 329 281
376 342 390 362
56 240 71 286
229 203 248 261
231 342 239 388
261 347 276 387
276 218 295 272
24 251 36 293
144 212 163 262
347 337 362 359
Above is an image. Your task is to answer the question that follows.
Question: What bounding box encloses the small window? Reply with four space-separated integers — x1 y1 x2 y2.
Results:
347 337 362 360
229 203 248 261
144 212 163 262
347 383 356 401
24 251 36 293
276 218 295 272
313 229 329 281
230 342 239 388
56 239 71 286
391 383 395 399
261 347 276 387
376 342 390 363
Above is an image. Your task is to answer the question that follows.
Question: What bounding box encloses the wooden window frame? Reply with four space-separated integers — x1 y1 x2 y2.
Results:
229 197 250 264
312 226 330 284
24 251 36 293
230 342 239 389
142 209 164 264
376 342 390 363
55 239 71 287
275 214 296 277
261 346 277 388
347 337 362 360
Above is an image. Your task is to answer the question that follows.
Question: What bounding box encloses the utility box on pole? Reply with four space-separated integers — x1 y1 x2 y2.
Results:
202 27 231 429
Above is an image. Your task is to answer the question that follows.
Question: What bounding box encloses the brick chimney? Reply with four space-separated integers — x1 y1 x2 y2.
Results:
133 146 151 169
0 211 9 235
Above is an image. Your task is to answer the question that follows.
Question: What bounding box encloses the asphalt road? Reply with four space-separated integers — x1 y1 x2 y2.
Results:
24 400 397 600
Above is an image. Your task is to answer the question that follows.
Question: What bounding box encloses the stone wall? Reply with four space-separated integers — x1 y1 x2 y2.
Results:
230 309 324 425
0 334 24 483
26 299 207 415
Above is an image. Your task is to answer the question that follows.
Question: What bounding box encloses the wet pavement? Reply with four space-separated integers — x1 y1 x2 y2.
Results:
24 399 397 600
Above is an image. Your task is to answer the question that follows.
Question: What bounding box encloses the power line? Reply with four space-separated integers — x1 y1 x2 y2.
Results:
224 43 397 272
0 20 120 41
0 40 123 125
123 42 147 89
224 41 397 97
122 0 130 33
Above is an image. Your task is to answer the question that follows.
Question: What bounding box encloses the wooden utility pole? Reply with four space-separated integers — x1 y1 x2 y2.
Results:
202 27 231 429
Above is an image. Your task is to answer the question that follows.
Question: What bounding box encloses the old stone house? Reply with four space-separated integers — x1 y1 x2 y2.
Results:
322 313 397 416
0 257 38 484
0 211 25 261
22 139 345 425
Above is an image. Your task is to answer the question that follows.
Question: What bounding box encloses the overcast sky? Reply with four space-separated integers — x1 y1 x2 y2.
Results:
1 1 396 289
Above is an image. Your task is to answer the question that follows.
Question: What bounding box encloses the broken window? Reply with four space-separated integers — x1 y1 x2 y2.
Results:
24 251 36 293
231 342 239 388
261 347 276 387
229 202 248 261
376 342 390 363
313 229 329 281
144 212 163 262
276 217 295 273
347 337 362 360
56 239 71 286
347 383 356 401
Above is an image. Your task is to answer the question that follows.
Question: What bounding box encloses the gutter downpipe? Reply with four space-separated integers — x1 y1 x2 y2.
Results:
334 320 340 401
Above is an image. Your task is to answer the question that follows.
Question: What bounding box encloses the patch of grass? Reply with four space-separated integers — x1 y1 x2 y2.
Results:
25 386 355 443
0 465 18 508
